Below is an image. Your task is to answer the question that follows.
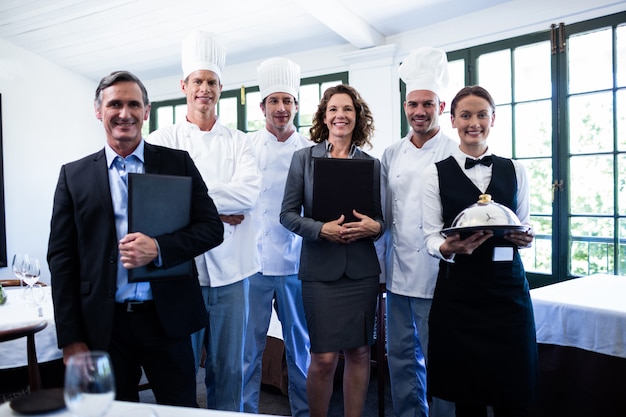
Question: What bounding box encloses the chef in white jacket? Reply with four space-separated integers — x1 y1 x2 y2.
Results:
379 47 457 417
146 30 261 412
243 56 312 417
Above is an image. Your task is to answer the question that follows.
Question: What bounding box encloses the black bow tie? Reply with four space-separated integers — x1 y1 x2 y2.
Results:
465 155 493 169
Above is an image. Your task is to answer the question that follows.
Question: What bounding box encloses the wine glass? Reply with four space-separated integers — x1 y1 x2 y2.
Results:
23 283 46 316
22 258 40 288
64 351 116 417
11 253 30 286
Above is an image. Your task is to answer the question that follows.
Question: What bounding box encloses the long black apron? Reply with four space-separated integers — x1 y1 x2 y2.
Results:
427 156 537 407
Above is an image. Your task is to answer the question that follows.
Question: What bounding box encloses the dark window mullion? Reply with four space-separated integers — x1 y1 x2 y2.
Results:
612 23 621 274
554 23 570 282
510 47 517 160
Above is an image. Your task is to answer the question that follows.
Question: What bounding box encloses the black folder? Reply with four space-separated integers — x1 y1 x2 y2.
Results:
127 173 193 282
311 158 374 223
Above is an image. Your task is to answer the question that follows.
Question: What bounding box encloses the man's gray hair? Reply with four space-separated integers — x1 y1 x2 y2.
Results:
94 70 150 108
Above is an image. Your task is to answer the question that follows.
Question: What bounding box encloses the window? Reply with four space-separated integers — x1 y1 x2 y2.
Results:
149 72 348 135
565 18 626 278
473 39 554 285
217 89 239 130
296 76 349 136
147 98 186 134
433 11 626 286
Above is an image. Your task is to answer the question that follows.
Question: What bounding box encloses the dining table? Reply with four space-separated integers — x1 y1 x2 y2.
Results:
0 285 62 370
0 399 265 417
529 273 626 417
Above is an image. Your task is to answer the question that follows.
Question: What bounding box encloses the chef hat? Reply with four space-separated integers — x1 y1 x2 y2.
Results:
399 47 449 99
257 57 301 100
181 30 226 81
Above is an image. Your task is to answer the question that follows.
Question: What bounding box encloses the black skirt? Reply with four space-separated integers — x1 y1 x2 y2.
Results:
302 274 379 353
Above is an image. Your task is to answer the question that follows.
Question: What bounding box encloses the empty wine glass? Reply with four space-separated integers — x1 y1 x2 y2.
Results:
64 351 115 417
22 258 40 288
11 254 30 286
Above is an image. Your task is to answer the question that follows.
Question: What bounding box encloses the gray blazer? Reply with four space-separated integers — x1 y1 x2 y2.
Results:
280 142 384 282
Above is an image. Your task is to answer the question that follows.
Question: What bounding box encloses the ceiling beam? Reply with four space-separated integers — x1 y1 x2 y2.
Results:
294 0 384 49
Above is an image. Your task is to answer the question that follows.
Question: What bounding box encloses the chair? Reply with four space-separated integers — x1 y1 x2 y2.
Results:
0 321 48 391
0 280 23 287
0 280 47 287
371 285 387 417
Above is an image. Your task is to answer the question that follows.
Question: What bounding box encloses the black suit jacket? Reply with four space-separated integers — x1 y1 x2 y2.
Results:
47 142 224 350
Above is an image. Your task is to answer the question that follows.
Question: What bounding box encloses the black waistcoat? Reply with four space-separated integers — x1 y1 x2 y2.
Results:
437 155 518 230
436 155 518 262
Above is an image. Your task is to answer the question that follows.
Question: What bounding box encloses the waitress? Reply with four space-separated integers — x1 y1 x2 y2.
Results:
422 85 537 417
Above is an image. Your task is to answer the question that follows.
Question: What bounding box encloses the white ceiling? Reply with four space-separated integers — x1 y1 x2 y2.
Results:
0 0 624 83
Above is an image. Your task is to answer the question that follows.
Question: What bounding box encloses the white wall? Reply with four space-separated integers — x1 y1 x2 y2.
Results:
0 39 102 282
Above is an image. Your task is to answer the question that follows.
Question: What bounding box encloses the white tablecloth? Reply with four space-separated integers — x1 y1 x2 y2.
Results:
266 305 283 340
0 286 62 369
530 274 626 358
0 399 268 417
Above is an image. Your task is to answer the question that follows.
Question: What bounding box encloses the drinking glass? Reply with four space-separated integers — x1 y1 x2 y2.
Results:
23 283 46 316
64 351 116 417
11 253 30 286
22 258 40 288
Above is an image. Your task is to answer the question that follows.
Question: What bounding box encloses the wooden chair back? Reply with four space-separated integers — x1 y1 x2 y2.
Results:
0 321 48 391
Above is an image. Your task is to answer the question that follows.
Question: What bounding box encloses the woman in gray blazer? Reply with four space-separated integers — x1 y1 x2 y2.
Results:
280 84 384 417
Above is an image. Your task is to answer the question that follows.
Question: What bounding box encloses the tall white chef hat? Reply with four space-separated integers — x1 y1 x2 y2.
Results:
257 57 301 100
181 30 226 81
399 47 449 99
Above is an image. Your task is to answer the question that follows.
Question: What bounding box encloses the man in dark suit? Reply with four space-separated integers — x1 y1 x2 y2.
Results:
47 70 224 407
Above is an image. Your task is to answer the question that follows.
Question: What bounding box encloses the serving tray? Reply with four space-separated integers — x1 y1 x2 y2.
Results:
440 224 530 238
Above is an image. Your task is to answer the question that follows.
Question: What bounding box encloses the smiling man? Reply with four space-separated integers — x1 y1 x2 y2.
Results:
146 31 261 412
379 47 457 417
47 70 224 407
243 57 312 417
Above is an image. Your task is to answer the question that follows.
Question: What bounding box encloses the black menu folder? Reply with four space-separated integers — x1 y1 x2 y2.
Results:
127 173 193 282
311 158 374 223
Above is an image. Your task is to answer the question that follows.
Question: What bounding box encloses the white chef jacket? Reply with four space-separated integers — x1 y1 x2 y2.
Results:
146 119 262 287
248 128 313 276
422 148 531 261
380 130 458 298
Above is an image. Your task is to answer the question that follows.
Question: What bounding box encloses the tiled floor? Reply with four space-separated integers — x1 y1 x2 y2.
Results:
140 365 395 416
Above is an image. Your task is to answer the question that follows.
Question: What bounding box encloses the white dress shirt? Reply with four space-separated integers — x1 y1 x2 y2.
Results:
248 128 312 276
380 130 458 298
147 119 262 287
422 148 531 261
